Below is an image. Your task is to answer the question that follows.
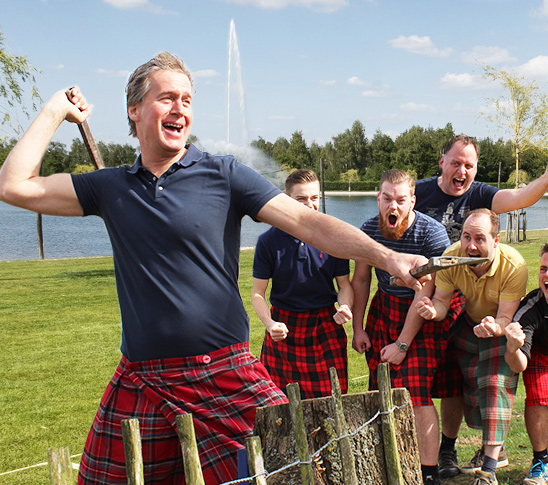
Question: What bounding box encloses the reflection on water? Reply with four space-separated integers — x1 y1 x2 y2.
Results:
1 195 547 261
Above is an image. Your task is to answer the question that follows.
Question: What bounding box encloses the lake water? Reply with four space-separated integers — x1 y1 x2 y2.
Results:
1 195 547 261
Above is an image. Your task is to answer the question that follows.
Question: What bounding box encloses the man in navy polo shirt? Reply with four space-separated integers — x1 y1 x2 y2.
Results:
0 52 430 484
252 169 353 399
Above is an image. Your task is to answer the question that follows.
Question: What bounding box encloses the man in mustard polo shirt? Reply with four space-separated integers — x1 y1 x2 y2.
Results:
416 208 528 485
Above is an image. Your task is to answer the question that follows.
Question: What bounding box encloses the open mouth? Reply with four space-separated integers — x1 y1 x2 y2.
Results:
453 178 465 189
163 122 183 133
388 214 398 227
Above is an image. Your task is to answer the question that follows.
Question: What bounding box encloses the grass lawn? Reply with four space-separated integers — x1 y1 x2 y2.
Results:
1 230 547 484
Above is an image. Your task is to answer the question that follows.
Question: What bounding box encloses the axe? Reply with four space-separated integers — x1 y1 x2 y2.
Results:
65 88 105 170
389 256 490 286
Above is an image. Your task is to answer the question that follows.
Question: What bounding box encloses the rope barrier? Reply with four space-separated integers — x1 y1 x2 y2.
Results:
219 398 410 485
0 453 81 476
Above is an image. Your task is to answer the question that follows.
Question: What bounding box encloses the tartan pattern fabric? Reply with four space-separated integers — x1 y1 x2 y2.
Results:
365 290 452 406
430 291 466 399
78 343 288 485
260 305 348 398
452 313 518 445
523 347 548 407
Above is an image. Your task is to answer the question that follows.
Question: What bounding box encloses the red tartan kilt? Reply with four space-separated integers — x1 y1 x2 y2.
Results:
523 347 548 407
365 290 453 405
260 305 348 399
78 342 288 485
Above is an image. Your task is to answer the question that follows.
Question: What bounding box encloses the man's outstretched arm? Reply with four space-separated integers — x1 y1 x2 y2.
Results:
257 193 430 291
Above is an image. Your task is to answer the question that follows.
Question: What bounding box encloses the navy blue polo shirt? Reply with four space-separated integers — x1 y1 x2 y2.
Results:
253 226 350 312
71 144 281 361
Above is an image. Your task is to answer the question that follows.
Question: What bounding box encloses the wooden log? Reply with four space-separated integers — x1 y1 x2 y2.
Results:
329 368 358 485
176 413 206 485
377 363 403 485
48 446 73 485
287 382 315 485
246 436 268 485
121 418 144 485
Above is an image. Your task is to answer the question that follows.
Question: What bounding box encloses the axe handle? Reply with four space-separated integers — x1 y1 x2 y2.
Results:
66 89 105 170
77 121 105 170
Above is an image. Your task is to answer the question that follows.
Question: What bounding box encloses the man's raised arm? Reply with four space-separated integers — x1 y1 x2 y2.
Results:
0 88 90 216
257 193 430 291
491 164 548 214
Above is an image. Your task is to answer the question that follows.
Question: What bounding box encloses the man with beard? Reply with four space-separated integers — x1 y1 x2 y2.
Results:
352 169 451 485
415 134 548 478
416 208 528 485
504 243 548 485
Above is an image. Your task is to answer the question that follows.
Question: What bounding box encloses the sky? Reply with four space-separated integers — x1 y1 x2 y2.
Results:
2 0 548 152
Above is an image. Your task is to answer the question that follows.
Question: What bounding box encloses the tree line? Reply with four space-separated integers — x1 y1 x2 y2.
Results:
1 121 547 188
251 121 548 190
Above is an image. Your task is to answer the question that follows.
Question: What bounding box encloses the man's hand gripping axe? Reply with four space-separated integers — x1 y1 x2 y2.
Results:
65 89 105 170
389 256 490 286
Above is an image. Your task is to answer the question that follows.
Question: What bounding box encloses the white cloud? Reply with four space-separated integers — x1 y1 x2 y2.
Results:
440 72 485 90
361 83 390 97
400 102 436 112
531 0 548 17
219 0 347 13
461 46 517 65
103 0 178 14
96 68 132 77
517 55 548 80
192 70 220 78
54 64 64 70
269 115 296 120
320 79 337 85
388 35 452 57
347 76 368 86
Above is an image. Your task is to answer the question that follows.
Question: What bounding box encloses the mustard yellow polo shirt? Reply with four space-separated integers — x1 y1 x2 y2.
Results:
435 242 528 323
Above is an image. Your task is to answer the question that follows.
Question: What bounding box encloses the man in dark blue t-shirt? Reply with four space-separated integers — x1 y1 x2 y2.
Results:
415 135 548 478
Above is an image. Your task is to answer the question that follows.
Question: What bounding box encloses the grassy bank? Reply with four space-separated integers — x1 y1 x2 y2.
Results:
1 231 547 484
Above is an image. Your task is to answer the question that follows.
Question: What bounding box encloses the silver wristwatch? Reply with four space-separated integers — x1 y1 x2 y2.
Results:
395 339 409 352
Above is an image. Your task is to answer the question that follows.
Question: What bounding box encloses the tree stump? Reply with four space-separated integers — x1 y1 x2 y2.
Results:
253 388 421 484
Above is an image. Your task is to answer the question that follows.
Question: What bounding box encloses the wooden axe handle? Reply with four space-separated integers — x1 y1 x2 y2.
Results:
66 89 105 170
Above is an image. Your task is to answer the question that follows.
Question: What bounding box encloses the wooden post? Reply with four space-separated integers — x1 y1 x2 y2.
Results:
48 446 73 484
245 436 268 485
121 418 144 485
286 382 314 485
329 367 359 485
176 413 206 485
377 363 404 485
320 157 326 214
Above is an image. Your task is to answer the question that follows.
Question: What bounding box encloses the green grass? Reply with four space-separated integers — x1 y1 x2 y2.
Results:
1 231 547 484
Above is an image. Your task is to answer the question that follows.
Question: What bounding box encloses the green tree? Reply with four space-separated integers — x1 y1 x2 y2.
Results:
368 130 394 181
66 138 93 172
340 169 360 191
483 65 548 241
287 131 311 169
332 120 369 175
0 28 42 135
42 141 68 176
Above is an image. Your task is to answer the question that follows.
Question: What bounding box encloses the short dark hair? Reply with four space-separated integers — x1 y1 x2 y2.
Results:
540 243 548 257
443 135 479 159
462 208 500 238
285 169 318 194
379 169 415 195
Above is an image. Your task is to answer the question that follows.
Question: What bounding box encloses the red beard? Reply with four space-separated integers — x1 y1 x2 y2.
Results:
379 211 410 240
